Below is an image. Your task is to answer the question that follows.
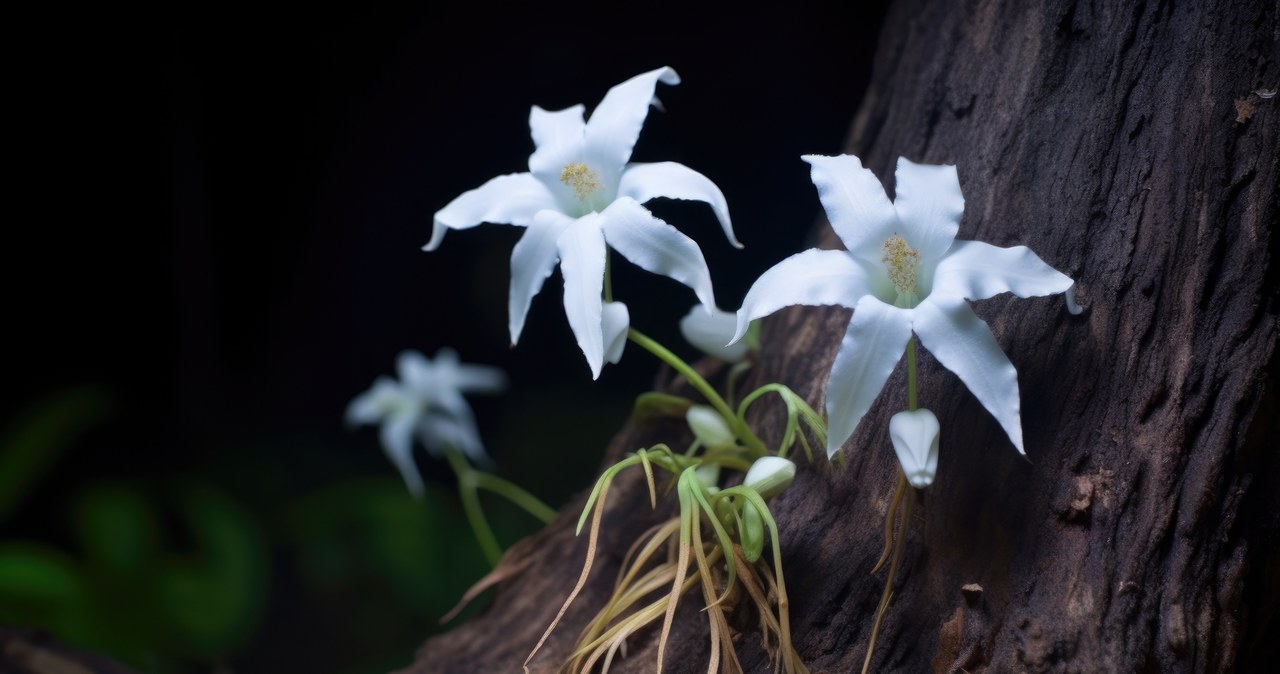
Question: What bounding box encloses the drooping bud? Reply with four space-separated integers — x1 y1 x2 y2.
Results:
686 406 737 450
888 408 941 489
744 456 796 500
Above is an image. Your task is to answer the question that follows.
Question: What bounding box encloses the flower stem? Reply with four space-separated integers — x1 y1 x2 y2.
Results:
443 446 503 567
470 471 558 524
906 336 919 412
627 328 766 457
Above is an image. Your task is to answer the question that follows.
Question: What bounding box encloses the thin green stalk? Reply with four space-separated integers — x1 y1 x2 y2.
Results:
906 336 919 412
444 447 502 567
627 328 766 456
470 471 557 524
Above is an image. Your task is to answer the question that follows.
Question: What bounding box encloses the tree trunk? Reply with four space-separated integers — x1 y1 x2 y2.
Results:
406 0 1279 672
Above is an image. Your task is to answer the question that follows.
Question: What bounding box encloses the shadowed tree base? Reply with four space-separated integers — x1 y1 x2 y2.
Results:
402 0 1279 671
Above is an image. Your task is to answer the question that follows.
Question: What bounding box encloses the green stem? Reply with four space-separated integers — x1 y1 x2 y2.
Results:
906 336 919 412
627 328 766 457
444 447 502 567
471 472 558 524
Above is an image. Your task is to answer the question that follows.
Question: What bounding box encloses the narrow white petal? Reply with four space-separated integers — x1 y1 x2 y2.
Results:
932 240 1073 302
889 409 941 489
602 301 630 365
892 158 963 265
509 210 575 344
420 412 490 467
732 249 871 343
528 104 587 183
801 155 900 265
913 296 1025 454
1064 283 1083 315
427 173 558 251
824 297 913 457
452 363 508 394
381 412 424 497
618 162 741 248
557 216 608 379
396 350 433 390
345 377 400 426
597 197 716 309
680 305 749 362
584 67 680 174
430 347 507 394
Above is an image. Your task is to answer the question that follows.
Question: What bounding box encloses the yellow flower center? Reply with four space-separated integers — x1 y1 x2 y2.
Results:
881 234 920 298
560 163 602 201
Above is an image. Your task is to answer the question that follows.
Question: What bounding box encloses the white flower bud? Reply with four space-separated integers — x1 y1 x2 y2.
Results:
889 409 941 489
686 405 737 450
744 456 796 500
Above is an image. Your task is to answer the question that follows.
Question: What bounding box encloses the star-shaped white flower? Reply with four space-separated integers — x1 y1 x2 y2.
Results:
427 67 740 379
346 348 507 496
733 155 1077 458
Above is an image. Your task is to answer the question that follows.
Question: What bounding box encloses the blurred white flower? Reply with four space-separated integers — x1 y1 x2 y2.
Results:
346 348 506 496
428 67 740 379
734 155 1076 458
889 409 940 488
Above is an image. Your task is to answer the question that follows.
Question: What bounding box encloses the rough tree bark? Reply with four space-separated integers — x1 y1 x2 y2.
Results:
404 0 1279 672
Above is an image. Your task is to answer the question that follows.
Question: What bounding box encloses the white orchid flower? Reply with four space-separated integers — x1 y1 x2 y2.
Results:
889 409 941 488
346 348 507 496
733 155 1078 458
680 304 756 362
427 67 740 379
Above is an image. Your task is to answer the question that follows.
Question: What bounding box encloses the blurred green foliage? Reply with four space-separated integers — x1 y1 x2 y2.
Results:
0 387 588 674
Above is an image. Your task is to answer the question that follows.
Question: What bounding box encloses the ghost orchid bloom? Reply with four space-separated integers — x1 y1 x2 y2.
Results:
428 67 739 379
733 155 1078 458
346 348 506 496
889 409 941 488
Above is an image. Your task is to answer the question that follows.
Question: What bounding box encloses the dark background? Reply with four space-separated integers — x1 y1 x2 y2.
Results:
5 2 889 672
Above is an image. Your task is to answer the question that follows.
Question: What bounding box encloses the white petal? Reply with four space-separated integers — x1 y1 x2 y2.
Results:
680 305 749 362
913 296 1025 454
509 210 575 344
888 409 940 489
597 197 715 309
557 216 608 379
824 296 913 458
618 162 741 248
801 154 900 265
1064 283 1083 315
396 350 434 391
732 249 871 343
432 347 508 395
602 300 630 365
892 158 963 266
583 67 680 175
381 411 424 497
420 411 490 467
427 173 558 251
528 104 587 184
345 377 402 426
931 240 1073 302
